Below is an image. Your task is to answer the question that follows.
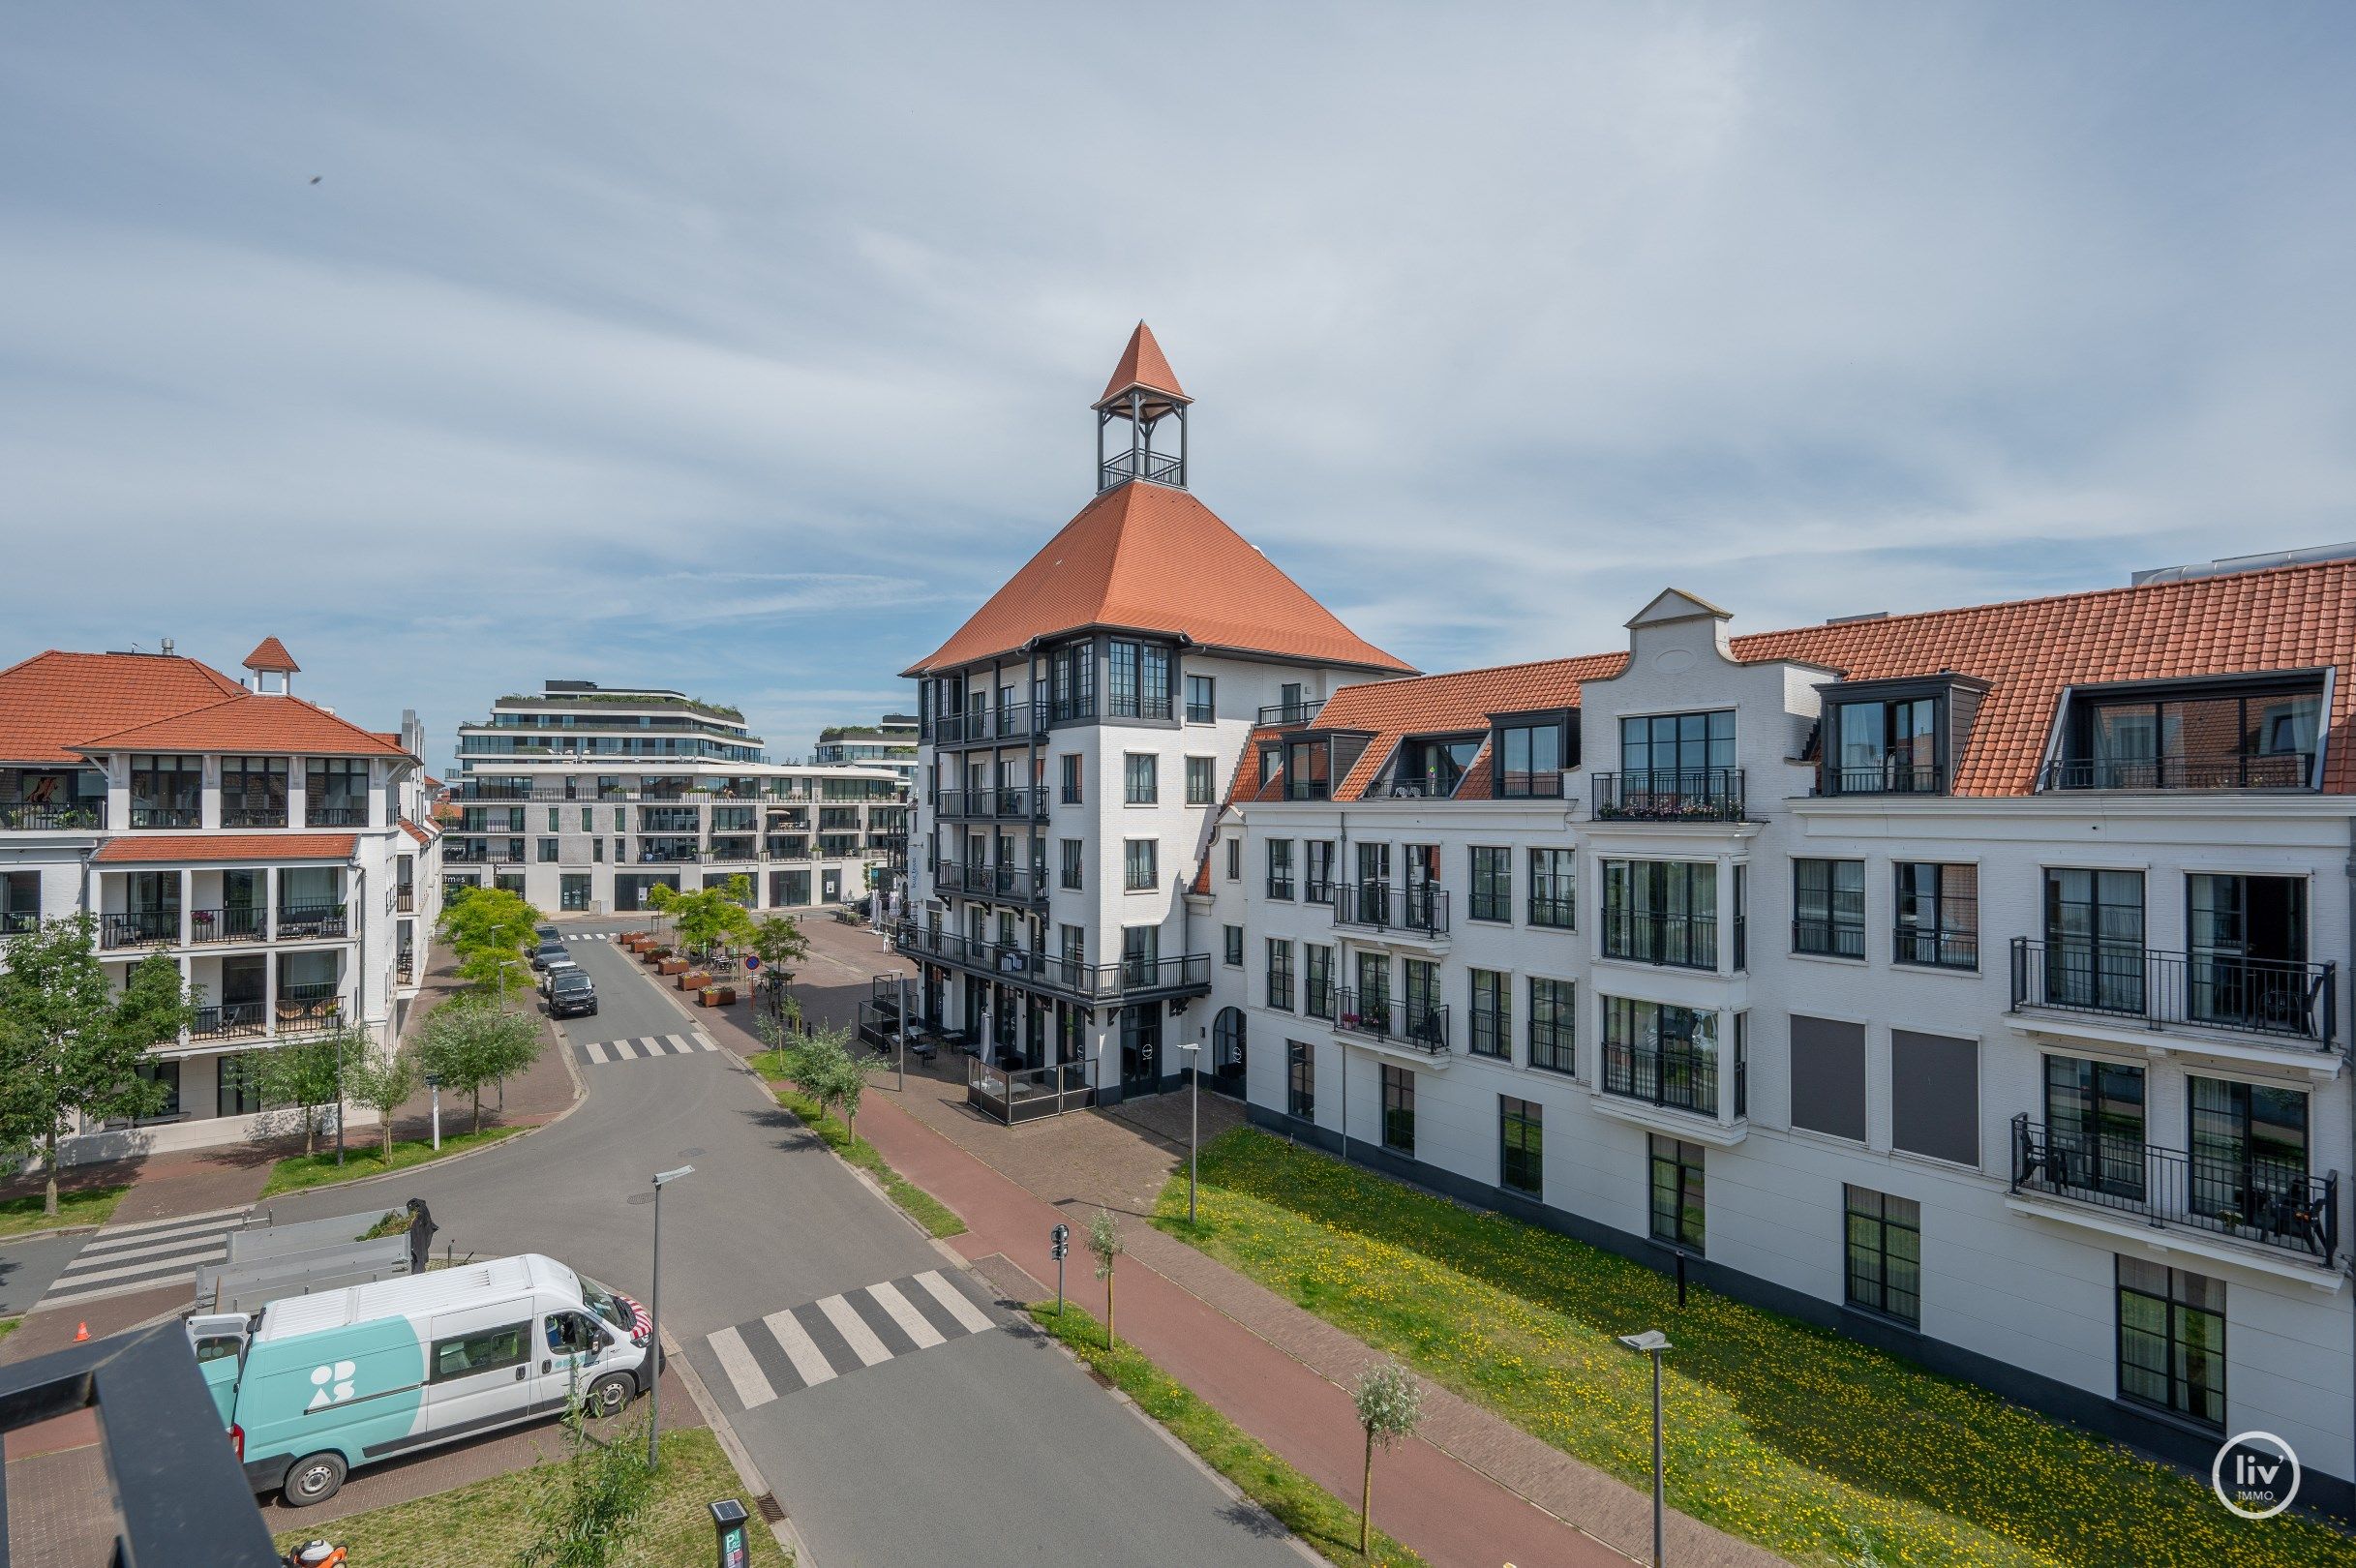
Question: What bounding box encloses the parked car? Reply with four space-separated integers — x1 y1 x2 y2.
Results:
537 958 581 997
548 971 598 1018
533 923 560 944
190 1253 649 1506
529 940 568 971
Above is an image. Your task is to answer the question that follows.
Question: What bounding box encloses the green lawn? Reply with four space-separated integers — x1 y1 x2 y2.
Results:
770 1086 966 1239
274 1427 788 1568
0 1183 128 1239
259 1126 526 1197
1160 1129 2354 1568
1027 1303 1428 1567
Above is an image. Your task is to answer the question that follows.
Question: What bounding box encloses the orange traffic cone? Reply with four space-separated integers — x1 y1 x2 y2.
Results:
73 1321 89 1342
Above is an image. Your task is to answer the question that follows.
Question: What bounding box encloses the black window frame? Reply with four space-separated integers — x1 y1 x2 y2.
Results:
1893 861 1978 970
1286 1040 1315 1119
1305 840 1335 904
1647 1134 1706 1252
1223 924 1244 966
1185 755 1215 806
1469 968 1510 1059
1185 674 1216 724
1499 1096 1543 1197
2116 1257 2225 1431
1469 845 1511 923
1124 839 1159 891
1843 1186 1921 1327
1793 858 1866 959
1305 944 1334 1020
1527 977 1576 1076
1060 753 1082 804
1060 838 1084 890
1266 938 1294 1011
1266 838 1296 900
1124 753 1159 805
1528 847 1576 929
1380 1064 1415 1155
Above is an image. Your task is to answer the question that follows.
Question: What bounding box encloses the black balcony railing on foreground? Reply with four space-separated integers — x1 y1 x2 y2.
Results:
276 904 349 940
2039 752 2315 793
442 844 526 863
130 805 200 829
1792 919 1867 960
936 788 1046 820
190 907 265 944
1107 695 1176 722
2010 938 2337 1045
1591 769 1745 822
0 799 106 830
934 861 1046 902
101 910 179 948
1892 921 1979 971
189 1002 266 1041
221 807 289 829
968 1056 1096 1125
1101 448 1183 489
1600 910 1720 970
1256 699 1325 728
1823 763 1944 797
274 984 344 1030
933 704 1051 745
2011 1115 2339 1265
889 924 1210 1002
1601 1040 1721 1116
1333 988 1451 1054
1332 884 1450 938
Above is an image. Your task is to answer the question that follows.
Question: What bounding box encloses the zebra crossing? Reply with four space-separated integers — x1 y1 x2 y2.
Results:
575 1032 719 1066
560 932 617 943
703 1269 998 1412
34 1203 256 1312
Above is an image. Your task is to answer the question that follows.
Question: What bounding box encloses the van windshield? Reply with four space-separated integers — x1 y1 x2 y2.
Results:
578 1273 633 1331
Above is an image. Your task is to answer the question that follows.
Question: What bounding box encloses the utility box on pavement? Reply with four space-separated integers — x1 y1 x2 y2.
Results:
710 1499 750 1568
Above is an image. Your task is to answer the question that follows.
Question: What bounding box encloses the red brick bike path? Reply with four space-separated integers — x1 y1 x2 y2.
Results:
853 1091 1628 1568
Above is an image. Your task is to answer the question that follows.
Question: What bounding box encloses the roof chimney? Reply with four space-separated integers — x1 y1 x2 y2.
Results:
160 637 175 656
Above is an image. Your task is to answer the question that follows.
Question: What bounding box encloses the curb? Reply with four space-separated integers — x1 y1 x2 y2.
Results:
661 1326 816 1568
0 1222 105 1250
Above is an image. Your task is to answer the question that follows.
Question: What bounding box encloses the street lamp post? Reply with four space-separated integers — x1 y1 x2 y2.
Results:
649 1164 695 1469
425 1072 441 1152
1177 1037 1201 1224
333 1027 347 1167
1617 1330 1672 1567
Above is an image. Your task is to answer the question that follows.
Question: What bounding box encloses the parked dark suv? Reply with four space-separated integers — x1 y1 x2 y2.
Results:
548 970 598 1018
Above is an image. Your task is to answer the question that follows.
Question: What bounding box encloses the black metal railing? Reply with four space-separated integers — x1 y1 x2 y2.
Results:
1528 876 1577 930
2039 752 2315 793
2010 938 2338 1045
1892 922 1978 970
1600 909 1720 970
276 903 349 939
189 907 265 944
1107 695 1176 722
1792 919 1866 960
129 805 200 829
967 1057 1096 1124
274 984 343 1029
1823 762 1945 797
1331 988 1450 1054
935 862 1045 902
219 807 287 829
1601 1040 1720 1115
2011 1115 2338 1265
934 789 983 819
1495 770 1566 799
995 786 1046 820
189 1002 266 1041
1375 777 1459 799
0 799 106 830
1332 884 1450 937
1101 448 1184 488
101 910 179 948
887 923 1209 1001
304 804 368 828
994 702 1045 740
1 911 38 937
1591 769 1745 822
1256 699 1325 728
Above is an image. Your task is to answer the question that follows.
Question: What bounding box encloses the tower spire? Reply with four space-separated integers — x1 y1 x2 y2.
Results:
1094 322 1191 492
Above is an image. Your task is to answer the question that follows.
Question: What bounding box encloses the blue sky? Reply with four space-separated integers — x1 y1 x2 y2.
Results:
5 4 2352 769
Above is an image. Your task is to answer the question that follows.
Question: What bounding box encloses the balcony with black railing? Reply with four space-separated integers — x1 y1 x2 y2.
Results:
2039 752 2315 792
994 786 1047 821
1821 762 1944 797
1332 988 1450 1056
0 799 106 830
1591 769 1745 822
396 950 416 984
1107 694 1176 723
129 805 200 829
1792 919 1866 960
888 923 1209 1002
274 983 344 1032
2010 1115 2338 1267
220 806 287 829
1100 447 1183 489
1331 884 1450 939
1 911 38 938
276 904 349 940
1256 699 1325 728
937 861 1046 903
2010 938 2338 1047
1601 1039 1723 1116
190 907 265 944
1600 909 1720 971
189 1002 267 1042
304 803 369 828
100 910 179 949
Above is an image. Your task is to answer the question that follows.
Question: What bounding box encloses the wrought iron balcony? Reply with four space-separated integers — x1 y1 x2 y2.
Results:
1332 988 1450 1055
190 907 265 944
1600 910 1719 971
2011 1115 2338 1266
994 786 1047 820
887 923 1208 1002
1256 699 1325 728
129 805 200 829
2039 752 2314 792
276 904 349 940
1107 695 1175 723
1 911 37 938
274 984 344 1031
2010 939 2338 1046
220 807 287 829
1791 919 1866 960
101 910 179 949
935 861 1045 902
304 804 369 828
1100 448 1183 488
0 799 106 830
1591 769 1745 821
1601 1040 1721 1116
190 1002 266 1041
1331 884 1450 938
1821 763 1944 797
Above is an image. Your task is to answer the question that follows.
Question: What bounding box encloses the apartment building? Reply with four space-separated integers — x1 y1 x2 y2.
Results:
1193 556 2356 1510
894 325 1415 1098
0 638 442 1162
448 679 907 914
816 714 919 785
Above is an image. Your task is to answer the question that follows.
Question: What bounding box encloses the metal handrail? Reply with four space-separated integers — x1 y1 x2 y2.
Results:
1600 909 1719 970
304 804 369 828
219 808 287 829
129 806 200 829
0 800 106 830
1256 699 1325 728
1590 769 1745 821
2010 938 2337 1045
1332 988 1450 1054
2039 752 2314 792
276 903 349 938
190 907 266 944
1331 883 1450 937
1822 763 1944 797
2011 1114 2338 1265
100 910 180 948
1600 1039 1719 1115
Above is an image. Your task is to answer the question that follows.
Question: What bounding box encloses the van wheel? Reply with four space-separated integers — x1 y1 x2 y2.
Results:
586 1372 634 1419
284 1452 347 1507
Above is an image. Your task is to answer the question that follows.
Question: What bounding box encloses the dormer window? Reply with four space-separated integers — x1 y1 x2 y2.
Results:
2044 675 2323 791
1494 711 1571 799
1818 677 1984 797
1386 736 1481 799
1285 739 1331 800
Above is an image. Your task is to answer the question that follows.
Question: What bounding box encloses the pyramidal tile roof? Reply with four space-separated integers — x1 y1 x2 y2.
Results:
0 651 246 765
243 636 300 673
906 481 1415 677
1099 321 1185 405
1319 654 1626 800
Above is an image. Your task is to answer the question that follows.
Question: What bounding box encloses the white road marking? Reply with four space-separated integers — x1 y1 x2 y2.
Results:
763 1309 837 1387
693 1034 719 1052
43 1246 227 1292
816 1293 891 1367
709 1325 776 1409
84 1203 254 1238
915 1271 992 1335
664 1034 690 1053
866 1281 945 1349
640 1037 663 1055
68 1230 236 1266
584 1040 609 1065
612 1039 638 1060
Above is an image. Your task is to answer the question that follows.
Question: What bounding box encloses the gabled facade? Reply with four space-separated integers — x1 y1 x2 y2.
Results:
1194 554 2356 1511
0 642 441 1162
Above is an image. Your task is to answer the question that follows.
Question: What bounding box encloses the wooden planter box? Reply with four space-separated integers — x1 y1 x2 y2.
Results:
644 947 675 965
677 969 711 990
656 958 689 977
619 934 648 951
697 985 738 1008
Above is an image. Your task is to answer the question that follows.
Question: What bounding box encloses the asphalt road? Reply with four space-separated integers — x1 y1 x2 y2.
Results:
263 925 1306 1568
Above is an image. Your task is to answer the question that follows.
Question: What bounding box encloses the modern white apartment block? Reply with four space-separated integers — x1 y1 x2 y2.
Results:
1192 556 2356 1511
816 714 919 786
0 637 443 1162
447 679 907 914
893 325 1414 1100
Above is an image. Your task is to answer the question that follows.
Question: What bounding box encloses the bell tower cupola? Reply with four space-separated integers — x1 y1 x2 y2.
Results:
1094 321 1190 492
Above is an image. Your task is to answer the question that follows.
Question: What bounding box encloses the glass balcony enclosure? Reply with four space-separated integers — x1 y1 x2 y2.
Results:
2042 676 2323 791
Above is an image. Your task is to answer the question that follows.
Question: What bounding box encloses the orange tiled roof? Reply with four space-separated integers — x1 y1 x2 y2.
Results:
1320 655 1625 800
76 694 413 760
399 817 436 845
243 636 300 673
906 483 1414 678
1099 321 1185 405
92 832 357 864
0 651 245 766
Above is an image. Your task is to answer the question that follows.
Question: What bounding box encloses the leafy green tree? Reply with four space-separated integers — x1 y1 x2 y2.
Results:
1351 1361 1426 1555
249 1031 361 1156
416 994 542 1132
644 882 678 946
0 917 192 1215
1087 1208 1124 1349
437 884 541 997
346 1044 419 1159
517 1405 656 1568
747 914 809 984
665 885 755 960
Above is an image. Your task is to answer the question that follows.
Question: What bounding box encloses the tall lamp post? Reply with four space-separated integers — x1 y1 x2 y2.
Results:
333 1027 347 1167
1177 1036 1201 1224
1617 1330 1672 1566
425 1070 441 1152
648 1164 695 1469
